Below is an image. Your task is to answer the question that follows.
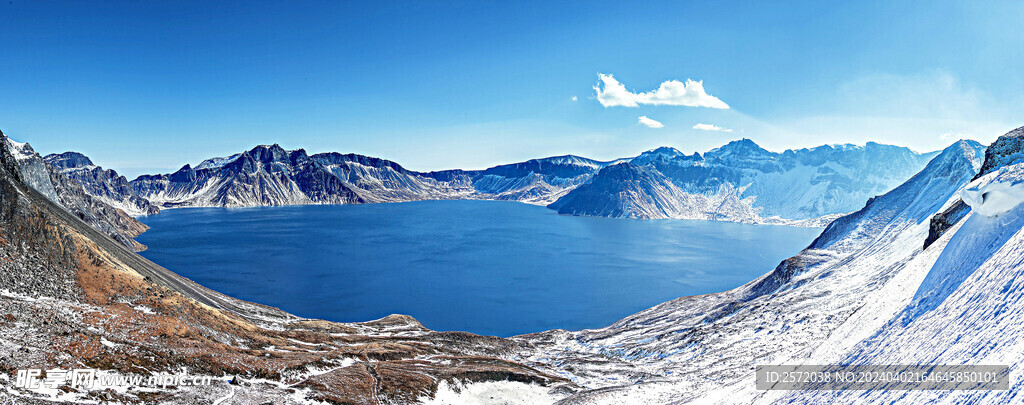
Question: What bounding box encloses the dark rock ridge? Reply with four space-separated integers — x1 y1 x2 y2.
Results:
549 139 941 222
924 200 971 249
3 137 151 251
974 125 1024 180
44 151 159 216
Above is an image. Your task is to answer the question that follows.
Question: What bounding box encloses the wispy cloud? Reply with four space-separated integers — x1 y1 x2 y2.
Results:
693 123 732 132
777 71 1014 151
638 116 664 128
594 73 729 109
939 131 967 142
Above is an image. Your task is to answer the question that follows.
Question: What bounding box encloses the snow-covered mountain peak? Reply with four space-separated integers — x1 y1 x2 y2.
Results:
518 136 996 403
629 146 701 167
195 153 241 170
706 138 769 158
819 142 860 151
644 146 684 156
951 139 987 170
529 154 604 168
3 135 36 162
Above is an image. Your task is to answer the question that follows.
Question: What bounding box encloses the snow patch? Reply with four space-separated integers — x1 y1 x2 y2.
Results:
419 380 564 405
196 153 242 170
100 337 121 348
133 305 156 315
962 163 1024 217
4 137 34 161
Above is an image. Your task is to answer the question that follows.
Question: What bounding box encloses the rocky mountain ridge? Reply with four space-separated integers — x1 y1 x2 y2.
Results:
44 151 159 217
3 138 151 251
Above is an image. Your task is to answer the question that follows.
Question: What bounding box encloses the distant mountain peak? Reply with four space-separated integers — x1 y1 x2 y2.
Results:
723 138 763 150
526 154 603 168
705 138 771 160
247 144 291 164
44 151 94 169
631 146 700 167
646 146 684 155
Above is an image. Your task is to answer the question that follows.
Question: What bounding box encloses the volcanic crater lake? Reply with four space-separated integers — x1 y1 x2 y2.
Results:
137 200 822 337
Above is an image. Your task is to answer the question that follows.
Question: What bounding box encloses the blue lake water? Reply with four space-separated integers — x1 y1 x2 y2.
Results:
137 200 822 337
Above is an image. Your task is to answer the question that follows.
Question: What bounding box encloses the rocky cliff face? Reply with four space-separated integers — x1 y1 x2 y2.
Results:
975 125 1024 179
44 151 159 217
0 132 571 404
549 139 939 223
3 136 150 251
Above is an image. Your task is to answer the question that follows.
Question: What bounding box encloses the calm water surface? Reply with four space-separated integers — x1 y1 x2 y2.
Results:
137 200 822 337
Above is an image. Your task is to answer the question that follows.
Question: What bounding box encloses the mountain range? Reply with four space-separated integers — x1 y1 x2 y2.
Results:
4 125 1024 403
125 140 935 226
127 145 615 208
4 138 939 249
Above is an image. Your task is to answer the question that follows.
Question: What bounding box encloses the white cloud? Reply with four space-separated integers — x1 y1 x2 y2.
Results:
775 71 1016 152
594 73 729 109
693 123 732 132
939 132 968 142
571 96 578 102
638 116 664 128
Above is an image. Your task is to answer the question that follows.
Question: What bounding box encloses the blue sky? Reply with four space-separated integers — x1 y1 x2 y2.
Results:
1 0 1022 178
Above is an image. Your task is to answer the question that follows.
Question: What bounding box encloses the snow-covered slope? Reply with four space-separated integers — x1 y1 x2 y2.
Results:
549 162 761 222
512 138 990 403
758 128 1024 404
550 140 937 223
